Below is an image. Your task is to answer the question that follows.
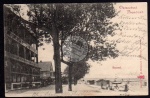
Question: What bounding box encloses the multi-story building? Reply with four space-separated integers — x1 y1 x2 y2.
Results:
4 6 41 91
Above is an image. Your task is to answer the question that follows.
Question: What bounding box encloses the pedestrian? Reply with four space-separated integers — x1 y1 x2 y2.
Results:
124 84 129 92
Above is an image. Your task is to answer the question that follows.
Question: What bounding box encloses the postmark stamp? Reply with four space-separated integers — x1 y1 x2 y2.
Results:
62 36 88 62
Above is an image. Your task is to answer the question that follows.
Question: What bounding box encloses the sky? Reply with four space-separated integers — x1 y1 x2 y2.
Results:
84 3 148 79
10 3 148 79
38 42 68 72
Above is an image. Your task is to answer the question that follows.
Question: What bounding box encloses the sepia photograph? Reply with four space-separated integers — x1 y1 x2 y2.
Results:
4 2 148 96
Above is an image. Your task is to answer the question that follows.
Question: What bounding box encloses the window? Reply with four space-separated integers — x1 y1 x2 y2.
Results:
32 76 35 82
16 63 20 72
16 74 21 82
21 75 24 82
24 67 28 74
26 49 31 60
19 45 24 58
37 69 39 74
29 67 32 74
50 72 52 77
5 61 9 72
31 52 36 62
20 65 23 73
24 76 27 82
34 77 37 82
9 40 18 55
11 64 16 72
26 75 31 82
12 74 16 83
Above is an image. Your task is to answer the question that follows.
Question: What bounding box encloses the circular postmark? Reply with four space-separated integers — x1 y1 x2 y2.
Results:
62 36 88 62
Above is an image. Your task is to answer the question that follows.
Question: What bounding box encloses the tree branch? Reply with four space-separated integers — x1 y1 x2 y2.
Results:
61 59 71 65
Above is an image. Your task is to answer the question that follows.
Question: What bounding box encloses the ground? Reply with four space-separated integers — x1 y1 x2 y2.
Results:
5 82 148 97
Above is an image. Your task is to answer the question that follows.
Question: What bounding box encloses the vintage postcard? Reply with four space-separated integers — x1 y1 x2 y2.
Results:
4 2 148 96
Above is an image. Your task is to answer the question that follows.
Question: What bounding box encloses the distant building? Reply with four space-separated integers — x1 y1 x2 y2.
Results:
4 6 41 91
96 79 110 89
38 61 55 79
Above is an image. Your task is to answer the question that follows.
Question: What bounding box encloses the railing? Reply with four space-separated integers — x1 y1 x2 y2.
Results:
6 32 38 54
5 51 39 68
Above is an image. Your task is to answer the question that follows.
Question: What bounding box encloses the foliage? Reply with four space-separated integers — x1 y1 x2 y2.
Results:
5 3 119 61
5 3 120 83
64 61 90 82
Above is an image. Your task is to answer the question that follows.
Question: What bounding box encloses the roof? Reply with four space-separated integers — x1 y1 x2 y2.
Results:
38 62 53 72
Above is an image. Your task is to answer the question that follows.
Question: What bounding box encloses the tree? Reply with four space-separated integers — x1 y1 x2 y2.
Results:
62 3 119 91
5 3 119 93
64 61 90 85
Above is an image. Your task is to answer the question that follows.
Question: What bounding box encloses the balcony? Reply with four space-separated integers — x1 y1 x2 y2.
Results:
6 32 38 54
5 51 39 68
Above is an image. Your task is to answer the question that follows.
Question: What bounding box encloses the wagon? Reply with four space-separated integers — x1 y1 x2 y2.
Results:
111 81 129 91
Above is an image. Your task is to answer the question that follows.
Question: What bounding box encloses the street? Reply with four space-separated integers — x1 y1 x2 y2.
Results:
5 83 100 97
5 82 148 97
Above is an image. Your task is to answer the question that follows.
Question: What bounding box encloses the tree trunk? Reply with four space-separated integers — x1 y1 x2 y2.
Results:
74 77 77 85
68 63 73 91
53 27 62 93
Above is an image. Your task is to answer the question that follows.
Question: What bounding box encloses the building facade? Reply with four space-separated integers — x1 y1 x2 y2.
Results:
4 6 41 90
38 62 55 86
38 62 54 79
